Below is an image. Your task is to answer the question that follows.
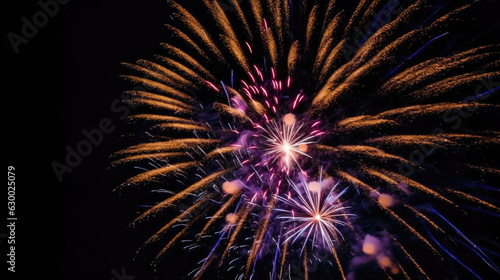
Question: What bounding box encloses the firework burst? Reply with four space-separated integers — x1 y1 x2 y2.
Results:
275 176 352 256
114 0 500 279
251 115 322 175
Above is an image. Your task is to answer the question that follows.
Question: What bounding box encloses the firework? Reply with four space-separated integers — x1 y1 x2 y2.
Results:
114 0 500 279
275 176 352 256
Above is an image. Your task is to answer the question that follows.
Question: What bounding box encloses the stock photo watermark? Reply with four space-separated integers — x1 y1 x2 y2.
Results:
6 166 17 273
217 0 243 13
110 267 135 280
51 91 140 182
342 0 403 61
6 0 71 54
398 77 500 177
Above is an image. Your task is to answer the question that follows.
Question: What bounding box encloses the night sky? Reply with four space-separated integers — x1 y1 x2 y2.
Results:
3 1 171 279
2 1 500 280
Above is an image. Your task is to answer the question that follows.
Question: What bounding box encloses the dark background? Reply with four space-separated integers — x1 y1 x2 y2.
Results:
2 0 171 279
2 1 500 280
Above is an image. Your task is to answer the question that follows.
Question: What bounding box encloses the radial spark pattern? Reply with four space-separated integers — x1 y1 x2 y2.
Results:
114 0 500 279
275 176 352 255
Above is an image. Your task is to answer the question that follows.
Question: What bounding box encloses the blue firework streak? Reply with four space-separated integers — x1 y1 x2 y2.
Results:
113 0 500 279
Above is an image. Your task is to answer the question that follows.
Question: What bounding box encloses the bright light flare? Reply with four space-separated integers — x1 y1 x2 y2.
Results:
258 117 322 173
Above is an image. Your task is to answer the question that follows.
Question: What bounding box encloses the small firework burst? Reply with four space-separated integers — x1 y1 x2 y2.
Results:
257 115 323 174
275 176 353 255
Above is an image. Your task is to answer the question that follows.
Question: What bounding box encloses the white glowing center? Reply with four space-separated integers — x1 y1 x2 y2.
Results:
259 118 321 173
282 142 291 154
